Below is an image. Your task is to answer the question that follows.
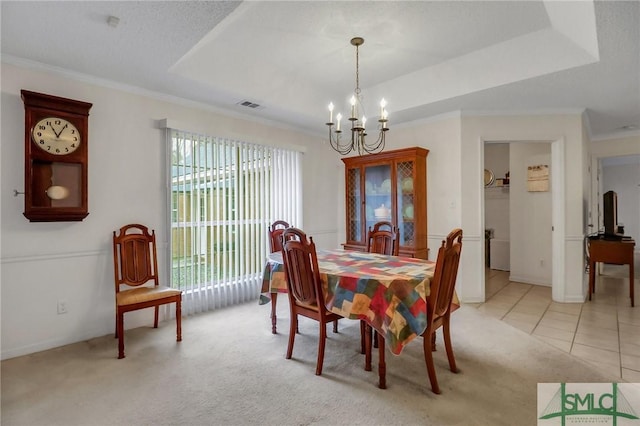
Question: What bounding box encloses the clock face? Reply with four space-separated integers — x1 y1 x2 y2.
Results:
31 117 81 155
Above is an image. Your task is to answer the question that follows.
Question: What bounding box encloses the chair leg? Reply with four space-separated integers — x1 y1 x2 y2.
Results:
286 314 297 360
361 321 376 352
377 332 386 389
316 322 327 376
271 292 278 334
364 323 372 371
154 306 159 328
432 330 437 351
423 331 441 394
117 311 125 359
176 300 182 342
443 319 458 373
333 319 338 333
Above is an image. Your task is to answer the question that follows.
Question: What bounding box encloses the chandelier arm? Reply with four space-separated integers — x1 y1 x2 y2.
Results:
328 125 354 155
356 129 385 155
362 130 386 154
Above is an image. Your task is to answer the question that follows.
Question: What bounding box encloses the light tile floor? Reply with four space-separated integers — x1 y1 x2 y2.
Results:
469 264 640 381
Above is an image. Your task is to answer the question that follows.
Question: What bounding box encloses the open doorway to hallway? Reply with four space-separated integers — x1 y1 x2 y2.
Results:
483 141 553 291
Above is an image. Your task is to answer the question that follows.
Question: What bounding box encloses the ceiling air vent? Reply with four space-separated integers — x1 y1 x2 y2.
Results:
237 100 264 110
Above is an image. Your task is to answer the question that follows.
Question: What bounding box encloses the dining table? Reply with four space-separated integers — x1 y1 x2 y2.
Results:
260 248 459 387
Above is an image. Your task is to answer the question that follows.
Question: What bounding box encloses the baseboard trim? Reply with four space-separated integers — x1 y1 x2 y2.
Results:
1 327 109 360
509 274 551 286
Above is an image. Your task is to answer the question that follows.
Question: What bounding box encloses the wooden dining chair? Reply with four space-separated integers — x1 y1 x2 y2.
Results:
421 228 463 393
281 227 342 375
269 220 290 253
366 221 399 256
267 220 290 333
112 224 182 359
367 228 463 393
361 221 400 353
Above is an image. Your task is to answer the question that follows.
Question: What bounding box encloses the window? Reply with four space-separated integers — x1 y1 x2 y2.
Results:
168 129 301 314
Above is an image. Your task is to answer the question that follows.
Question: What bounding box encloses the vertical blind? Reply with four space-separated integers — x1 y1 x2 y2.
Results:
168 129 301 315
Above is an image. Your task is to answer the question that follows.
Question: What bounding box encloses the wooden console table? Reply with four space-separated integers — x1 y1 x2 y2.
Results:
588 238 636 306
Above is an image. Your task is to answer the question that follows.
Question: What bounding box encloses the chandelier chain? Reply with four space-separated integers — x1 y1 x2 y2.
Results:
355 43 360 96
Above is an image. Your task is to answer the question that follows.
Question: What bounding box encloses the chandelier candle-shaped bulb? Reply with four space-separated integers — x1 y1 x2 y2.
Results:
380 99 387 119
328 102 334 124
336 113 342 131
362 116 367 130
350 96 356 119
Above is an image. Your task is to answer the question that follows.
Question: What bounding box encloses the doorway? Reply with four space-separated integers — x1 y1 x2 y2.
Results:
481 138 564 302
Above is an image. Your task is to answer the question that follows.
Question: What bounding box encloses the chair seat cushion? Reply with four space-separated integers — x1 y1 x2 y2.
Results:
117 286 182 306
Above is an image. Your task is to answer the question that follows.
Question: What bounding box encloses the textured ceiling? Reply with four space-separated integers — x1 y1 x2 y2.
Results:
1 1 639 139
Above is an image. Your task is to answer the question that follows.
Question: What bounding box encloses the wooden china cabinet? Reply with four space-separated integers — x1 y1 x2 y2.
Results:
342 147 429 258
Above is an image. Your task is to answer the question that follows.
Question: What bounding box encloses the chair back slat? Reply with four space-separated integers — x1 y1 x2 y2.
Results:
366 221 399 256
429 229 463 320
281 227 323 307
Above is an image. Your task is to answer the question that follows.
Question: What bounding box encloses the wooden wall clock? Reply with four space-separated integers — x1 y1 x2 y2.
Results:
21 90 93 222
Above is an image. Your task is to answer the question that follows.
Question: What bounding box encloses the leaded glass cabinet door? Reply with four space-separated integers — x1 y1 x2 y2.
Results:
397 160 415 249
346 167 362 243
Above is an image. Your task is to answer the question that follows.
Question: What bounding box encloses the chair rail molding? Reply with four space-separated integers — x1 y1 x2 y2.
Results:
1 249 105 264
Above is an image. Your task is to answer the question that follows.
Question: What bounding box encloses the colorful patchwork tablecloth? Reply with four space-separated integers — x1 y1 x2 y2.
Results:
260 249 457 355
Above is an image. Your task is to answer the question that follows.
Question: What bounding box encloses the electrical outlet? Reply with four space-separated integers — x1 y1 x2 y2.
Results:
57 299 68 314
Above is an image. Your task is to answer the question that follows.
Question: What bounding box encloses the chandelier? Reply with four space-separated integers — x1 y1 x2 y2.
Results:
325 37 389 156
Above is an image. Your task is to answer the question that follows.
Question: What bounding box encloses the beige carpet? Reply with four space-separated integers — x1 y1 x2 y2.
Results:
1 301 621 426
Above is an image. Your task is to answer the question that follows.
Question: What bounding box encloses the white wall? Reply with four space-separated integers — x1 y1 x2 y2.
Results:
509 143 552 285
0 63 341 359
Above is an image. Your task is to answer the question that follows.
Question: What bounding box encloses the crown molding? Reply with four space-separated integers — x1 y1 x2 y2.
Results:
461 108 586 118
591 129 640 142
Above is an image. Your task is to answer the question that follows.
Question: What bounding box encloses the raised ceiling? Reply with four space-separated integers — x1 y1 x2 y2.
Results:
2 1 639 139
